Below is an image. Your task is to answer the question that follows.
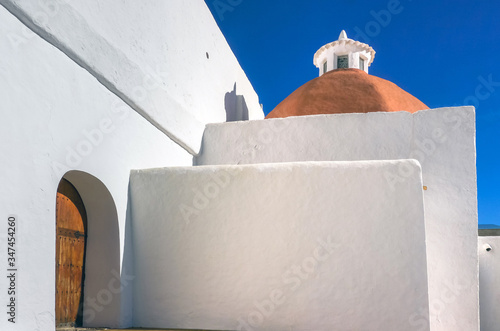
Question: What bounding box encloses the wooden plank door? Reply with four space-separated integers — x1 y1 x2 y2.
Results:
56 179 87 327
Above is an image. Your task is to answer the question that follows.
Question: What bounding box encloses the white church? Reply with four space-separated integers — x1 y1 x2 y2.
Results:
0 1 498 331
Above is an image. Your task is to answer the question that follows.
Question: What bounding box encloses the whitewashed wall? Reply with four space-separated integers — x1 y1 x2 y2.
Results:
130 160 429 331
0 5 194 329
0 0 263 154
478 236 500 331
0 0 264 329
196 107 478 331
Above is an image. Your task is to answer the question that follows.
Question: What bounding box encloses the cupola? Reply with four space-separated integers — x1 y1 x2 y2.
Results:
266 30 428 119
313 30 376 75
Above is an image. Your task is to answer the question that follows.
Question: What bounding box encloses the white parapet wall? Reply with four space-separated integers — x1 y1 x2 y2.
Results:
130 160 430 331
478 236 500 331
195 107 478 331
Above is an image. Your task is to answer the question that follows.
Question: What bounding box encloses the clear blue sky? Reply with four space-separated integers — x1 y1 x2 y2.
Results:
205 0 500 226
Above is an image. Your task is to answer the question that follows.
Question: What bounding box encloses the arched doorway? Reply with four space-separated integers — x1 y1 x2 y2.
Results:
56 170 121 328
56 178 87 327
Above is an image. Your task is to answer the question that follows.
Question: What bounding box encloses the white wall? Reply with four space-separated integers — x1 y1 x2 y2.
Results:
478 236 500 331
0 5 193 329
195 107 478 331
0 0 264 154
130 160 430 331
0 0 265 328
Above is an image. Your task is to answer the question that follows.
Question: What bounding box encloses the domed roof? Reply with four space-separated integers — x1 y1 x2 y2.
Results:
266 69 428 119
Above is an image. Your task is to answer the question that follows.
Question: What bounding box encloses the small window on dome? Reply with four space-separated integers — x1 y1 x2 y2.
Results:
359 58 365 71
337 55 348 69
323 61 328 74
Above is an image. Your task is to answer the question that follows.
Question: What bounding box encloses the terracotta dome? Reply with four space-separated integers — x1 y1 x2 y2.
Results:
266 68 428 119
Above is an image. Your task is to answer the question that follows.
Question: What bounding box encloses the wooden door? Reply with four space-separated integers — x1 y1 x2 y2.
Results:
56 179 87 327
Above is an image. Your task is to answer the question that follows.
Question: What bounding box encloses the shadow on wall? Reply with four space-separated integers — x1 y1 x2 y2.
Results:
121 182 135 327
225 83 249 122
62 170 121 328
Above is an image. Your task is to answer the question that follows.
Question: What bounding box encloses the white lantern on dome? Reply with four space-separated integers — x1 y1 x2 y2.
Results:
313 30 376 76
